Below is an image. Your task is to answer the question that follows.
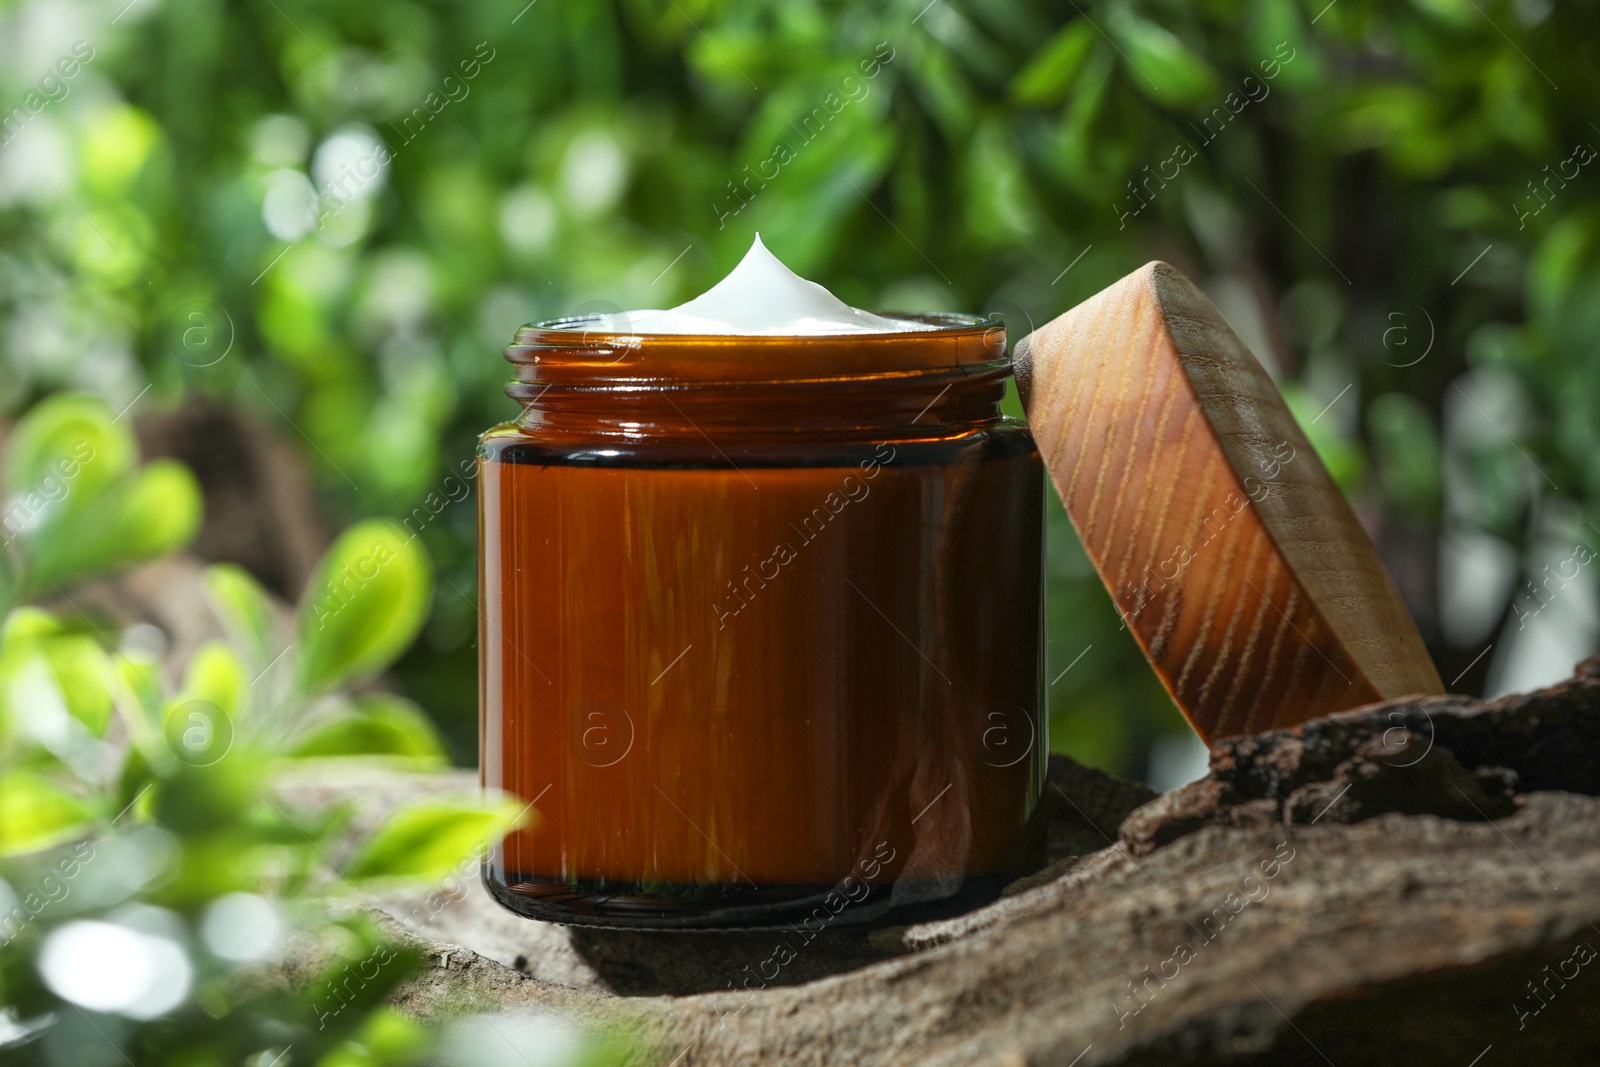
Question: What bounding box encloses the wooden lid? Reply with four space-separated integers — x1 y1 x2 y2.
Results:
1016 262 1443 741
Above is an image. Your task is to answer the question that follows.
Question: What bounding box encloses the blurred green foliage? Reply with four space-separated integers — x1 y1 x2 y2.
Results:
0 400 552 1064
1 0 1597 783
1 395 200 601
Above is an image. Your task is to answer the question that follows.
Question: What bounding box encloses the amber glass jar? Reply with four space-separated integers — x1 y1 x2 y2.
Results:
478 314 1046 929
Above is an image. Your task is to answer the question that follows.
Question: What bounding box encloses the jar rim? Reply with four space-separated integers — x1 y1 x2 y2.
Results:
506 312 1008 384
517 310 1000 343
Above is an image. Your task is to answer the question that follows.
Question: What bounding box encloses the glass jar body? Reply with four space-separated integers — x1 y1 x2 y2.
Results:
479 321 1046 929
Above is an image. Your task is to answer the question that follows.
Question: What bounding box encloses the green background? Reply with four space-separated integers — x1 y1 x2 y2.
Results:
4 0 1599 783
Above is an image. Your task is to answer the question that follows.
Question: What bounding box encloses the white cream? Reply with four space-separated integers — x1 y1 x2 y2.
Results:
595 234 938 335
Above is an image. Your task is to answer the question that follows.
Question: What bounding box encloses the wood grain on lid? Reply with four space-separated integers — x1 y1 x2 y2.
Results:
1016 261 1443 740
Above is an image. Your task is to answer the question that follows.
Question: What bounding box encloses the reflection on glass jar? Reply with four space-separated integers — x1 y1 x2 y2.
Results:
479 315 1045 929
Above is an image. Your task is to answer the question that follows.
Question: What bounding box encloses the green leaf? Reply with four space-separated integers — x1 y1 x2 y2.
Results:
0 612 114 736
1245 0 1321 92
1108 9 1220 108
160 647 244 770
107 459 204 563
289 694 447 765
203 562 278 667
1 606 65 646
1529 213 1599 323
910 48 978 139
106 646 167 772
1010 21 1096 107
965 118 1040 240
153 757 262 837
114 743 157 821
0 771 96 856
159 694 237 769
3 394 132 512
344 794 528 884
40 634 115 736
19 453 203 590
179 640 247 718
685 30 764 92
351 1007 433 1065
114 648 165 723
295 520 432 695
158 643 246 768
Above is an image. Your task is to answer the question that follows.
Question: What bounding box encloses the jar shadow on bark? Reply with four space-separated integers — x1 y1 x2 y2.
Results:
551 757 1159 996
565 926 900 996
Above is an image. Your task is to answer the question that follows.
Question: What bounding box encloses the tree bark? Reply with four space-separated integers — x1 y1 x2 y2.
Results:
276 657 1600 1066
